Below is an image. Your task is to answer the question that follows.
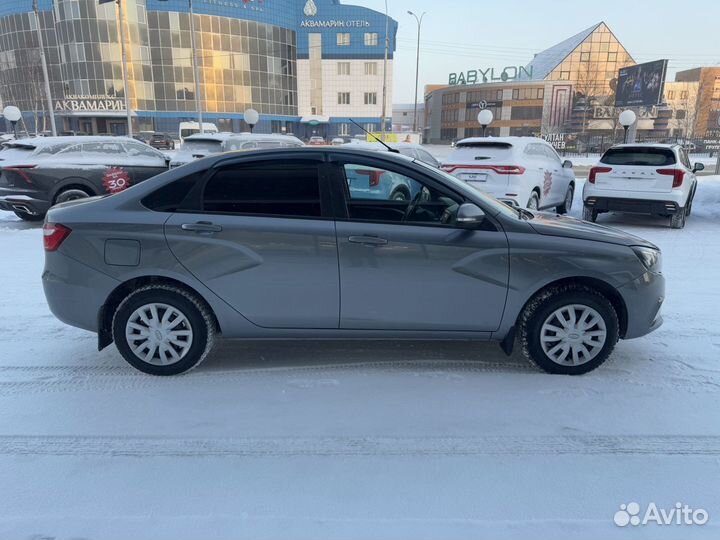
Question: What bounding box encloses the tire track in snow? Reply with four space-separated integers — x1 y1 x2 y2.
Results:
0 360 534 396
0 434 718 457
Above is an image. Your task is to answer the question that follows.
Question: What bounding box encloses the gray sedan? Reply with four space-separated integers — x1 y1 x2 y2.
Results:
42 147 664 375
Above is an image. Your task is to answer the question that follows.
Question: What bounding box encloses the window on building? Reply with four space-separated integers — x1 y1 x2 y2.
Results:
580 52 591 62
364 123 375 133
339 123 349 136
667 91 675 100
559 71 571 80
364 92 377 105
607 52 617 62
337 33 350 46
337 62 351 75
364 62 378 76
510 106 543 120
511 88 544 100
441 93 460 105
680 91 689 100
203 162 323 218
364 33 379 46
440 128 457 141
338 92 351 105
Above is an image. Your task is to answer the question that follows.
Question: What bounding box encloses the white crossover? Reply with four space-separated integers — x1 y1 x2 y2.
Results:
441 137 576 213
582 143 702 229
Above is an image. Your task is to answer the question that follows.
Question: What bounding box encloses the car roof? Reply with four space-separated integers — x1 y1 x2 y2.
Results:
456 136 545 148
608 143 679 149
2 135 138 149
342 140 426 151
204 146 416 166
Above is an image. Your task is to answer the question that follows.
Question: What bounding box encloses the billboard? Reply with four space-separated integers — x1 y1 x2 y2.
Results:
615 60 668 107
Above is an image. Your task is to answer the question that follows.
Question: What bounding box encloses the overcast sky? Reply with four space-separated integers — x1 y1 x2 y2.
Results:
348 0 720 104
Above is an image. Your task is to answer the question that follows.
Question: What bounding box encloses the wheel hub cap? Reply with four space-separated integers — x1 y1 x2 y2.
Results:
540 304 607 366
125 303 193 366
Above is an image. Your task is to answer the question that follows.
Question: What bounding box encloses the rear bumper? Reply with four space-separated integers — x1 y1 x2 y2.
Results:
584 196 680 215
617 271 665 339
42 251 120 332
0 187 51 216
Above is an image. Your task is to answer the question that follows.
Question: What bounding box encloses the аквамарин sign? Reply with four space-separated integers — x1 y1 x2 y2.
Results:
300 19 370 27
55 96 125 112
449 66 533 86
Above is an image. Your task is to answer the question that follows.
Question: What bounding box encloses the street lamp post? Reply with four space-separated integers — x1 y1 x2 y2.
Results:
619 109 636 144
115 0 133 136
32 0 57 136
3 106 22 139
188 0 204 134
244 108 259 133
407 11 425 134
478 109 493 137
379 0 389 140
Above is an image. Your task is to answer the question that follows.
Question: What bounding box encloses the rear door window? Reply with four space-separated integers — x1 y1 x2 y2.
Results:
202 161 324 218
600 147 676 166
416 148 439 168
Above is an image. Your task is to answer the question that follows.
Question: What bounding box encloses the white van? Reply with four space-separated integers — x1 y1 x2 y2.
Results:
178 122 219 141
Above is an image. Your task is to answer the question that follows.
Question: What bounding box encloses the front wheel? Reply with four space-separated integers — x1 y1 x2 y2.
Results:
518 284 619 375
112 285 215 375
556 185 574 214
582 205 598 222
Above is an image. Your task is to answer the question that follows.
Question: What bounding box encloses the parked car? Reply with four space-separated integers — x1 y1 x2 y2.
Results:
441 137 576 213
135 131 175 150
170 133 303 168
42 147 664 376
582 143 702 229
331 137 346 146
308 136 326 145
0 136 169 221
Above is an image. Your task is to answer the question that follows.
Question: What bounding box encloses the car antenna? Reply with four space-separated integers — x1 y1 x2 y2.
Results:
349 119 399 153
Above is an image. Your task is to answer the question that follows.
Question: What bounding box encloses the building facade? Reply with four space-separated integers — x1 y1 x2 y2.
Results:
391 103 424 133
425 22 650 144
0 0 397 138
674 67 720 137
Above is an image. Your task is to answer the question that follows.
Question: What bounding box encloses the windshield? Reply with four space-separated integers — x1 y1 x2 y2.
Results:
601 146 676 166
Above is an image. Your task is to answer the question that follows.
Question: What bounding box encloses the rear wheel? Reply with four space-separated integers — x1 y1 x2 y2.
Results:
556 184 574 214
112 285 215 375
670 206 687 229
527 191 540 210
518 284 619 375
54 187 92 205
391 190 409 201
582 205 598 222
13 210 45 222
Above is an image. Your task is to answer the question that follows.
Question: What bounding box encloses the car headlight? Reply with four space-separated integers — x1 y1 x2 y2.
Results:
631 246 662 273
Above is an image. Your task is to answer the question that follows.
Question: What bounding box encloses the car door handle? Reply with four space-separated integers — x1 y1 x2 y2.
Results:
348 235 388 246
181 222 223 233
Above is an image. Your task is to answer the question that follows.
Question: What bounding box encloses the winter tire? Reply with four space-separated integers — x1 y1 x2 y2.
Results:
556 185 574 214
527 191 540 210
670 206 687 229
519 284 619 375
582 205 598 222
112 285 215 375
54 187 91 205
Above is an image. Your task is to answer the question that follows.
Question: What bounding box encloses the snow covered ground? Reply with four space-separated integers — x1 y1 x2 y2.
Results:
1 176 720 540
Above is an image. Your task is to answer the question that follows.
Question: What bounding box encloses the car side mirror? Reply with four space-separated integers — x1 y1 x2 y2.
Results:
693 162 704 173
562 160 573 169
456 203 485 226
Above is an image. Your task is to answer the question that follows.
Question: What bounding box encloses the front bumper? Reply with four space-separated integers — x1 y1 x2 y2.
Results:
617 270 665 339
585 196 681 215
0 187 51 216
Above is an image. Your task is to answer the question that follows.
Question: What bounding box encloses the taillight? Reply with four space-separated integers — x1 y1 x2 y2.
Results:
354 169 384 187
441 164 525 175
656 168 685 188
588 166 612 184
2 164 36 185
43 223 71 252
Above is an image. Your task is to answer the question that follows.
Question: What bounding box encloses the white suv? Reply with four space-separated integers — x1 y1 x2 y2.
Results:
441 137 576 212
582 144 703 229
